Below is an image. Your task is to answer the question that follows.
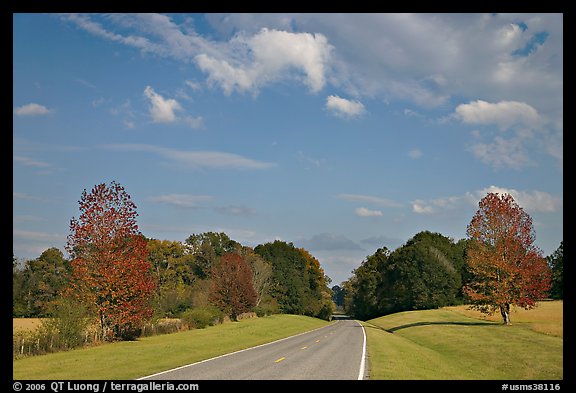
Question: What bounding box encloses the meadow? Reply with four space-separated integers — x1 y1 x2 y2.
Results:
13 301 563 380
363 301 563 379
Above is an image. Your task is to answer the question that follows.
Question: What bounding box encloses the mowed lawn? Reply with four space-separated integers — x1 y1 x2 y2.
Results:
13 314 330 380
363 301 563 380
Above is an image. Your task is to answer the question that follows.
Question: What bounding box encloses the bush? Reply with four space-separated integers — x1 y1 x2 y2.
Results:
180 305 224 329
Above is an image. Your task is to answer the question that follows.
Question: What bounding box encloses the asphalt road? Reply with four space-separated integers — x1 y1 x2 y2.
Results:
139 319 367 380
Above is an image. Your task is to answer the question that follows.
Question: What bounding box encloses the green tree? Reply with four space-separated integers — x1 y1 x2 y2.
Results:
240 246 273 307
547 241 563 299
185 232 241 278
254 240 333 319
344 248 387 320
12 248 69 317
147 239 196 316
381 231 463 313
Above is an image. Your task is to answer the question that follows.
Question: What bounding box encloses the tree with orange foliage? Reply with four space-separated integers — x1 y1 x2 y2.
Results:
65 181 156 340
209 253 258 321
464 192 551 325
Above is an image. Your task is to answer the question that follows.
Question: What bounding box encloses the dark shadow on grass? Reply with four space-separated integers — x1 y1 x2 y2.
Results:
366 320 500 333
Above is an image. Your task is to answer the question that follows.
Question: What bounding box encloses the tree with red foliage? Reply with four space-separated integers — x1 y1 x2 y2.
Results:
65 181 156 340
464 192 551 325
209 253 258 321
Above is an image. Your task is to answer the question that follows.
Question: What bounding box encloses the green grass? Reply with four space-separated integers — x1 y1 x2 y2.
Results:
363 305 563 380
13 314 330 380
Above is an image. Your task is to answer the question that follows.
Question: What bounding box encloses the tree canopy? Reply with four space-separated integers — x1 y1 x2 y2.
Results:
463 192 552 324
65 181 156 340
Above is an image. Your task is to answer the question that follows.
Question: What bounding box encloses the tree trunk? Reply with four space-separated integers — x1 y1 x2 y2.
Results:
500 303 511 325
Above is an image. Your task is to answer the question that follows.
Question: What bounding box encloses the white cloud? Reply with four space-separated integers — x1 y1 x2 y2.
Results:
102 143 276 170
143 86 182 123
471 185 562 213
143 86 203 128
336 193 402 208
453 99 550 170
468 135 530 170
355 207 383 217
148 194 212 209
196 28 332 95
13 155 51 168
412 186 562 215
61 14 561 123
454 100 540 130
412 200 436 214
13 103 50 116
325 95 365 118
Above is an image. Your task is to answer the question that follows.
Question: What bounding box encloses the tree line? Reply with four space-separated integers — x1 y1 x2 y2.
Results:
334 193 563 324
13 181 563 348
13 181 333 344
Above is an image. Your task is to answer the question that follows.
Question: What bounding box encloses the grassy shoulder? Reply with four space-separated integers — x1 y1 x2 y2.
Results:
362 301 563 380
13 314 331 380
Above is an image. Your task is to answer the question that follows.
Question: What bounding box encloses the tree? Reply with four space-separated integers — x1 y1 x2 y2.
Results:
344 248 385 320
463 192 552 325
209 253 258 321
547 241 563 299
254 240 333 319
13 248 69 317
240 247 273 307
185 232 241 279
65 181 156 340
381 231 464 313
147 239 196 316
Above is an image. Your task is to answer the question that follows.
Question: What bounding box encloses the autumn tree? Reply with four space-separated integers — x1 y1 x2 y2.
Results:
463 192 551 325
209 253 258 321
65 181 156 340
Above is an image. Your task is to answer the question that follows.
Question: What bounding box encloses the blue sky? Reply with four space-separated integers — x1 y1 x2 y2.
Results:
13 13 563 285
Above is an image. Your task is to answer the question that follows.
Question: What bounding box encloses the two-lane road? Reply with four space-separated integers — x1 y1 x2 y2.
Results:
139 319 367 380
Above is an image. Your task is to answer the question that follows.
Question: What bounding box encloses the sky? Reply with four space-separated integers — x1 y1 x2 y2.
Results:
13 13 563 286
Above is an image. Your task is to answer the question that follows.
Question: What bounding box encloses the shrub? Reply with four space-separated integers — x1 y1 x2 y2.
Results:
180 305 224 329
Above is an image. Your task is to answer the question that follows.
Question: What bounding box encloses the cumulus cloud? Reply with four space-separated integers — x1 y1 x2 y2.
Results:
452 99 549 170
325 95 365 118
143 86 183 123
13 103 50 116
196 28 332 95
355 207 383 217
143 86 203 128
454 100 541 130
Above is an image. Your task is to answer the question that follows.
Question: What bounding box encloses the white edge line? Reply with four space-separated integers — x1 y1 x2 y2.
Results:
137 320 340 380
357 320 367 380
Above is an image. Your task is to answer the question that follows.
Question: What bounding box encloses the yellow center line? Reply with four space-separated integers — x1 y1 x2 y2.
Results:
274 357 286 363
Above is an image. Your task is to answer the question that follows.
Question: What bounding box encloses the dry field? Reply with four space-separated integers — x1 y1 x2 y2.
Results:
13 318 43 333
445 300 563 338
